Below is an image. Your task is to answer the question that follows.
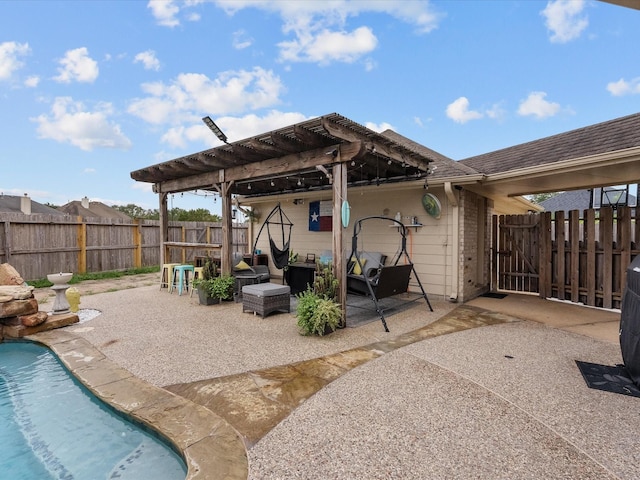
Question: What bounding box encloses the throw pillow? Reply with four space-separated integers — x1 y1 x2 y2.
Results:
234 260 254 272
350 257 367 276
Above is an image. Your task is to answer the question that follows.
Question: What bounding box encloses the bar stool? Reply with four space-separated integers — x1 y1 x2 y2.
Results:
171 264 195 296
160 263 180 290
190 267 204 298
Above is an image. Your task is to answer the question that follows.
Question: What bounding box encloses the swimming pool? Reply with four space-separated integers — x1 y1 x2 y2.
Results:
0 342 187 480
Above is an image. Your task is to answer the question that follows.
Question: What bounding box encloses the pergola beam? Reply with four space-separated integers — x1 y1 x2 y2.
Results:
153 141 365 194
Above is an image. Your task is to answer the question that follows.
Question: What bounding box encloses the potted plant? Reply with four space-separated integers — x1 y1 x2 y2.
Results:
211 274 235 302
295 263 341 336
195 256 219 305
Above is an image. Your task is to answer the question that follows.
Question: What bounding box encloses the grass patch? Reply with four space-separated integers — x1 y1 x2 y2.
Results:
27 266 160 288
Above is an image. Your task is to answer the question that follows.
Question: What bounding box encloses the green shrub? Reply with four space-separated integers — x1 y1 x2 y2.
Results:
296 288 341 336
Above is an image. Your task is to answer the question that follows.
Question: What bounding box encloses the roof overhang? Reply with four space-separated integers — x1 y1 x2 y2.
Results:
464 146 640 198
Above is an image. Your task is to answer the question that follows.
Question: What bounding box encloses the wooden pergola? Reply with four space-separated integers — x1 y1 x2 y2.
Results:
131 113 434 320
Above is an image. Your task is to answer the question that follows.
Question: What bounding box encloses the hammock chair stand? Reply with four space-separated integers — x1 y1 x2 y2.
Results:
348 216 433 332
250 203 293 275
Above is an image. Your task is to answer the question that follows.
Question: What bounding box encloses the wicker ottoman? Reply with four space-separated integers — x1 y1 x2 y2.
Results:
242 283 291 318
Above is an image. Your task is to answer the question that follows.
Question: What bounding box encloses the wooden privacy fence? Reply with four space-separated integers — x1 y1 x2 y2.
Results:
0 213 248 281
493 206 640 309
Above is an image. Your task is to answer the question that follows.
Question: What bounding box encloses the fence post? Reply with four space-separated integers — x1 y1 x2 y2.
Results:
77 216 87 274
539 212 552 298
133 219 143 268
3 220 11 264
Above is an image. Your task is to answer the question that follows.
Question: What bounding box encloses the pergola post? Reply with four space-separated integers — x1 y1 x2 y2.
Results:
333 161 348 327
158 191 168 266
220 181 233 275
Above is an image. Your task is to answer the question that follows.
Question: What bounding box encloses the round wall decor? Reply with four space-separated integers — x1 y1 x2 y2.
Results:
421 193 442 219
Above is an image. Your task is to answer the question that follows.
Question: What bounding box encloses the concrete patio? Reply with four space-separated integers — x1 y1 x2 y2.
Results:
26 278 638 479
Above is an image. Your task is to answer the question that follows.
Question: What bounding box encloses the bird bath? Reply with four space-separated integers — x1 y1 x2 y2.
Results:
47 272 73 314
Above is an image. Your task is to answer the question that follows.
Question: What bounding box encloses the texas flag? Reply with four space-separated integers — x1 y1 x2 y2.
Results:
309 200 332 231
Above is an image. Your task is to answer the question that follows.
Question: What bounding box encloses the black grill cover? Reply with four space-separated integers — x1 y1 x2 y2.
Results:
620 255 640 386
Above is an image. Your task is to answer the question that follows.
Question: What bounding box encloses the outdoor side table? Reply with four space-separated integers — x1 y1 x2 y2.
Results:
234 273 262 302
242 283 291 318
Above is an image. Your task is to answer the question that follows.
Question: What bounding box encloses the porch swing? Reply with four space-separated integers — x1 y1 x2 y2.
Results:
347 216 433 332
250 203 293 271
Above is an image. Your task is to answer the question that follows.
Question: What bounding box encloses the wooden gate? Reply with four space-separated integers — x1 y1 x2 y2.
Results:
492 207 640 309
492 214 541 295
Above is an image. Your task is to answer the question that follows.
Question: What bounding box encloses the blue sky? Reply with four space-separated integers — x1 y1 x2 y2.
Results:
1 0 638 214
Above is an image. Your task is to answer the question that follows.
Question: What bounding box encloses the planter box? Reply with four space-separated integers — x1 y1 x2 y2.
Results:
197 285 220 305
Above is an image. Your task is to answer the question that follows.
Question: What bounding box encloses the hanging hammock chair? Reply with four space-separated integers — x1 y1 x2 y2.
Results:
347 215 433 332
251 203 293 270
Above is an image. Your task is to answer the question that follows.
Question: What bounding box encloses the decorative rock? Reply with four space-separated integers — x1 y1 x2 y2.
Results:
0 295 13 303
20 311 48 327
0 285 35 301
0 298 38 318
0 316 21 326
0 263 25 286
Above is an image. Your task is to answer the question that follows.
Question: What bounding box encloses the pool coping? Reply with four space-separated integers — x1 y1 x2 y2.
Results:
20 329 249 480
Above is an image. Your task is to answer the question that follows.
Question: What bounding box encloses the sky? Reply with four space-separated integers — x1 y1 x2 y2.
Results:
1 0 639 215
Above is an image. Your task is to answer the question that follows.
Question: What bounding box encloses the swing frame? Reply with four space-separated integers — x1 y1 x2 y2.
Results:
347 215 433 332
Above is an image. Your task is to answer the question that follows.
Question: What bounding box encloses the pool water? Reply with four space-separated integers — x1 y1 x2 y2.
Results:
0 342 187 480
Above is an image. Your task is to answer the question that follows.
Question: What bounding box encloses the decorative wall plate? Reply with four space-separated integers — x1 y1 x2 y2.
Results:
421 193 441 219
341 200 350 228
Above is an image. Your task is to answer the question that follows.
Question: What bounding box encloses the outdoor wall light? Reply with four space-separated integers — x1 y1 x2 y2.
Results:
202 116 229 144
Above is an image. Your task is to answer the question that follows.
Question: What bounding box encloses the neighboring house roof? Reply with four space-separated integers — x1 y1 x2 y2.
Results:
459 112 640 175
58 200 131 220
0 194 65 215
539 188 638 213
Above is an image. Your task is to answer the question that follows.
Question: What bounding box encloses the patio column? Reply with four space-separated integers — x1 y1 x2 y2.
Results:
158 190 168 266
333 161 348 327
219 181 233 275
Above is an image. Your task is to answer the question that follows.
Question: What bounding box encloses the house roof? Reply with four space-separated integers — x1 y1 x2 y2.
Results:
131 113 434 197
380 129 481 180
460 112 640 175
58 200 131 220
539 188 638 213
457 112 640 197
0 195 64 215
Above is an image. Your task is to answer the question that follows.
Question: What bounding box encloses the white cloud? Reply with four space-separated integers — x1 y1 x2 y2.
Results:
446 97 483 124
32 97 132 151
54 47 99 83
150 1 441 66
147 0 180 27
24 75 40 87
161 110 309 148
541 0 588 44
83 168 96 174
128 67 284 125
0 41 30 81
365 121 395 133
607 77 640 96
132 181 154 193
134 50 161 71
517 91 560 119
232 30 253 50
279 26 378 65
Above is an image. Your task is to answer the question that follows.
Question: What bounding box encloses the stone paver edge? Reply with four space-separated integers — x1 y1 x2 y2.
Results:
20 330 249 480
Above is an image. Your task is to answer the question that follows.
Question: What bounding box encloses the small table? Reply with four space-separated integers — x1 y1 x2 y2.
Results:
285 262 316 295
234 273 262 302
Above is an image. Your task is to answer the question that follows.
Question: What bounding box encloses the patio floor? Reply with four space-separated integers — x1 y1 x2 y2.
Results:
26 278 635 480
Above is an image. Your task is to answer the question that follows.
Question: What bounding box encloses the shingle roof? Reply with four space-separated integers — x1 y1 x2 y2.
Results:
58 201 131 220
459 112 640 175
539 188 638 213
0 195 65 215
380 130 481 179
